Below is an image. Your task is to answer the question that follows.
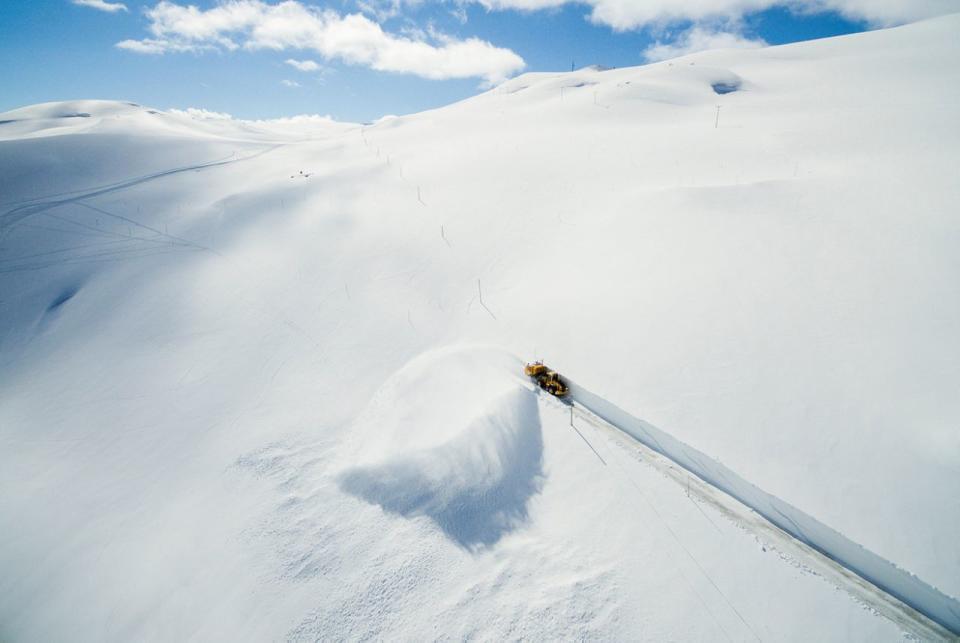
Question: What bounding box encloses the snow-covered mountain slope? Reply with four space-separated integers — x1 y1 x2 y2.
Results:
2 13 959 641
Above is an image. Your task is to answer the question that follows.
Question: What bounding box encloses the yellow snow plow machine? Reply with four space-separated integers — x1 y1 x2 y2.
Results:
524 361 569 398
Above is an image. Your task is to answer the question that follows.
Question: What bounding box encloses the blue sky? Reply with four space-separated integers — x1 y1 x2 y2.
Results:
0 0 948 122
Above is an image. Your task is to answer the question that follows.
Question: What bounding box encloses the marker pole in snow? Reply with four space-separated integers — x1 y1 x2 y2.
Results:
715 105 721 129
569 406 606 466
477 280 496 320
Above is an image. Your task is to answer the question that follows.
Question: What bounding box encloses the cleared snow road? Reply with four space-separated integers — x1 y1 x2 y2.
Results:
556 384 960 639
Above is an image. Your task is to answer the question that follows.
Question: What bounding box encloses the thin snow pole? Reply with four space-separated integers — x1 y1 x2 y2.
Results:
477 280 496 320
570 407 607 466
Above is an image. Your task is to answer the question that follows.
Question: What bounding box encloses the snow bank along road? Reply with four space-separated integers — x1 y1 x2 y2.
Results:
564 380 960 638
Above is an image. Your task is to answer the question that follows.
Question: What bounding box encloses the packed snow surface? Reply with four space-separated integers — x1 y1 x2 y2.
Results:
2 14 960 641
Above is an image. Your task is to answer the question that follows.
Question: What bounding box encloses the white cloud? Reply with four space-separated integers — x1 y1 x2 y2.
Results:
167 107 339 124
285 58 321 71
71 0 128 12
467 0 958 30
116 38 207 53
281 79 302 87
256 113 336 124
117 0 525 84
818 0 960 26
167 107 340 128
355 0 406 22
643 26 767 62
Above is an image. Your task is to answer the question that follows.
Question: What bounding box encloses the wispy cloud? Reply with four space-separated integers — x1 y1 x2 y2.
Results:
285 58 321 72
355 0 405 22
116 0 525 84
167 107 339 124
71 0 128 13
117 38 205 54
643 26 767 62
281 79 302 87
466 0 957 30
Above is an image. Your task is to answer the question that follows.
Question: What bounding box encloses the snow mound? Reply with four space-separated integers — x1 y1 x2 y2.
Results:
0 99 140 122
339 346 543 548
0 99 353 143
0 100 147 138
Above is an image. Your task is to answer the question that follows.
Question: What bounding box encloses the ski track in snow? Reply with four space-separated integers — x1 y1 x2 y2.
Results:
0 144 283 270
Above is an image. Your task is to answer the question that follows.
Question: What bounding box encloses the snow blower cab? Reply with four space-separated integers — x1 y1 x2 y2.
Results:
524 361 569 398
